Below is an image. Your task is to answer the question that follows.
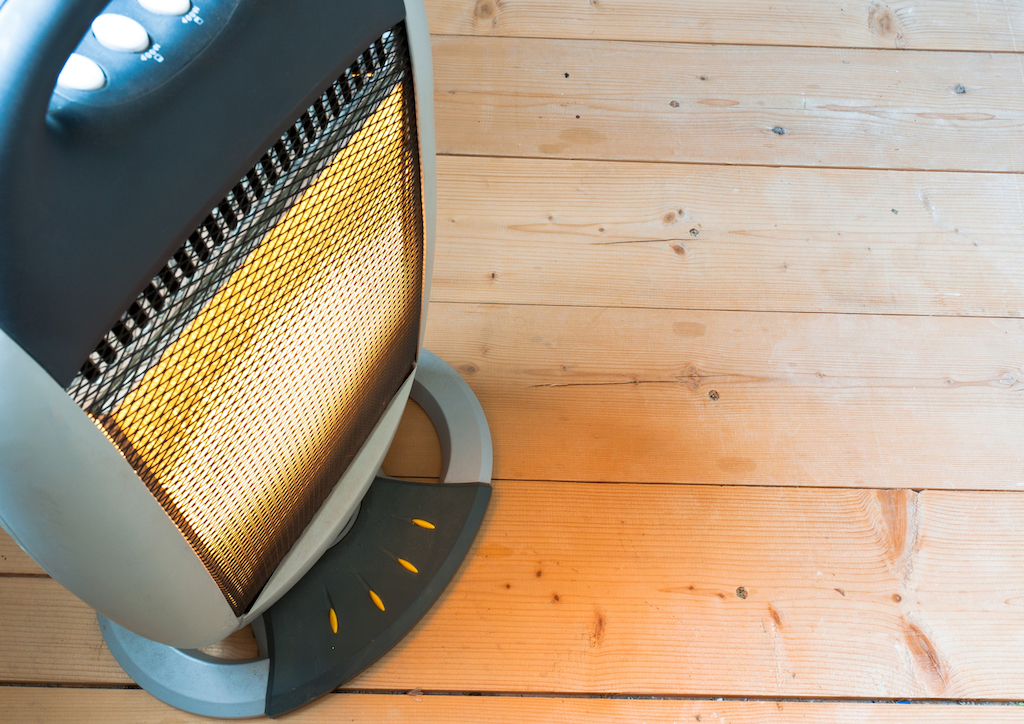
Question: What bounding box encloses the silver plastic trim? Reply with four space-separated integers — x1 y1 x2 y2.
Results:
0 329 237 648
99 616 268 719
403 0 436 353
413 350 492 484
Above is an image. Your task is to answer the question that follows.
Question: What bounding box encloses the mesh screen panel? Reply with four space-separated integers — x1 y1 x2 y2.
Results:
65 25 423 616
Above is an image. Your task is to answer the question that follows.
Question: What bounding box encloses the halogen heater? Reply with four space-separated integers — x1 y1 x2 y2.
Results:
0 0 492 716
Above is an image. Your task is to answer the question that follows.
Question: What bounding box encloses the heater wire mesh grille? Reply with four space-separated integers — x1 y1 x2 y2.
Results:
66 24 423 616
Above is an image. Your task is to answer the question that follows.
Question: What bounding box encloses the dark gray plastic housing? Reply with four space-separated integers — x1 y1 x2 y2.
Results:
0 0 404 385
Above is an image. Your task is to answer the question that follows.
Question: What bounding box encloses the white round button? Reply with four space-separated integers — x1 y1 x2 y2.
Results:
138 0 191 16
57 53 107 91
92 14 151 53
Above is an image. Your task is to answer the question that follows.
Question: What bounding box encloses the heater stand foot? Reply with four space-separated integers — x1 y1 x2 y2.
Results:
263 476 490 716
98 350 491 718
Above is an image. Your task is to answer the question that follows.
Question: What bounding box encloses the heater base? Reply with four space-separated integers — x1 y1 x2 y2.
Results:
98 349 492 718
263 476 490 716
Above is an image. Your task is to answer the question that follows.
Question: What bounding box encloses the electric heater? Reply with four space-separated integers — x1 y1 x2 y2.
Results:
0 0 491 716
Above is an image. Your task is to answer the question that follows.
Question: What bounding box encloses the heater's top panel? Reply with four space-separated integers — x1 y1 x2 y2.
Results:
50 0 239 106
0 0 406 385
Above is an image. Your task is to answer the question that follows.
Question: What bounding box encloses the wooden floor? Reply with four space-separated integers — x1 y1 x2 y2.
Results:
4 0 1024 720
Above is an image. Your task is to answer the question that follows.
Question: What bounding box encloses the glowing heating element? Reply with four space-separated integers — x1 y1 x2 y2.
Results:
79 58 423 615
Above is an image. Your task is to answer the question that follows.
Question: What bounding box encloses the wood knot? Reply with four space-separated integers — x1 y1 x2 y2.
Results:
474 0 499 21
903 620 949 694
674 363 703 388
868 3 895 35
589 611 606 647
872 489 920 576
868 2 905 44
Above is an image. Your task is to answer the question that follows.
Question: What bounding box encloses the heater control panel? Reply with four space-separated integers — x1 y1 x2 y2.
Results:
50 0 240 108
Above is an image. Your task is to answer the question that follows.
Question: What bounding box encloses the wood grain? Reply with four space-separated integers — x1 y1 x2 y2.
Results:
4 483 1024 699
7 5 1024 718
3 688 1024 724
433 37 1024 171
383 303 1024 488
427 0 1024 53
433 156 1024 316
0 577 132 685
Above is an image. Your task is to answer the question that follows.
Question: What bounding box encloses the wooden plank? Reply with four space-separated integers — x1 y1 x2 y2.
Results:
433 37 1024 171
4 483 1024 698
427 0 1024 53
366 484 1024 698
433 156 1024 316
386 303 1024 488
4 688 1024 724
0 577 132 685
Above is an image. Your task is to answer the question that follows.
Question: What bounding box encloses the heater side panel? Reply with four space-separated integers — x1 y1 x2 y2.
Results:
403 0 437 354
0 330 238 649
